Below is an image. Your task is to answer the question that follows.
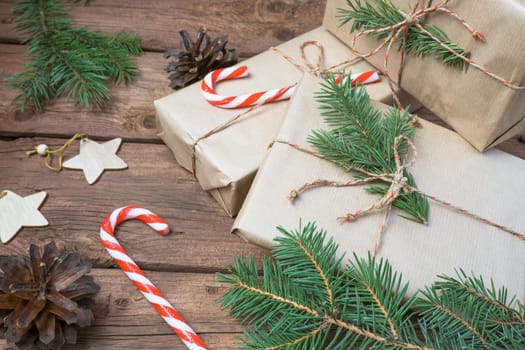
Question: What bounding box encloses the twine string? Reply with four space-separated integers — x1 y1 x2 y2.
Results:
191 103 265 176
276 137 524 253
26 133 88 172
349 0 525 98
272 40 364 78
191 42 363 177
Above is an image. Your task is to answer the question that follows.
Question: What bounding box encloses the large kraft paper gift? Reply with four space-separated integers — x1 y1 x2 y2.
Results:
155 26 397 217
323 0 525 151
233 74 525 300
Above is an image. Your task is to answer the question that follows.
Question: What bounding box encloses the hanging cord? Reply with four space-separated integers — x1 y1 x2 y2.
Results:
26 133 88 172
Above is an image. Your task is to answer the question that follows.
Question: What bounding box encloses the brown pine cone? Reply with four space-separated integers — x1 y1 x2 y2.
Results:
164 26 239 89
0 242 100 349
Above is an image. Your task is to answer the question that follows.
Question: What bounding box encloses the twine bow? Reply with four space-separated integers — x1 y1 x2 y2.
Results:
283 136 524 253
349 0 525 106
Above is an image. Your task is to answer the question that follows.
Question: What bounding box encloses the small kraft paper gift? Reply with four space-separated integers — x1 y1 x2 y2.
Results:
323 0 525 151
155 26 400 217
233 74 525 301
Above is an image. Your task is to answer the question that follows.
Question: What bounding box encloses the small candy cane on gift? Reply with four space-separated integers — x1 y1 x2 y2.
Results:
201 65 380 109
100 206 208 350
334 70 381 86
200 65 295 108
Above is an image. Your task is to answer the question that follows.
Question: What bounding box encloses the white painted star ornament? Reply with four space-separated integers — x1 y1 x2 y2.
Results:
0 190 48 244
63 137 128 184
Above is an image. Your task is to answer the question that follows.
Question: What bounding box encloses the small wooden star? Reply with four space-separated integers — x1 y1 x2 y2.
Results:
63 137 127 184
0 190 48 244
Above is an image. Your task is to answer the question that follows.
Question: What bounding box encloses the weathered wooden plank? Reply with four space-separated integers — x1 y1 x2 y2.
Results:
62 334 243 350
0 0 326 55
2 43 524 158
0 44 171 141
61 334 243 350
87 270 241 333
0 137 270 271
0 269 245 349
1 333 245 349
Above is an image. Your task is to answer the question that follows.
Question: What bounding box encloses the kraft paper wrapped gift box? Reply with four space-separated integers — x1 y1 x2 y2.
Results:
323 0 525 151
155 26 401 217
233 74 525 300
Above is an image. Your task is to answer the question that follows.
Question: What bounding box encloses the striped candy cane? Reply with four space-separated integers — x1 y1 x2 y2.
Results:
201 65 380 109
100 206 208 350
201 65 295 108
335 70 381 86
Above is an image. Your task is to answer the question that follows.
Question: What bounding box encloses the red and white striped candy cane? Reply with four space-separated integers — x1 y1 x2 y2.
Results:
100 206 208 350
201 65 380 109
201 65 295 108
335 70 380 86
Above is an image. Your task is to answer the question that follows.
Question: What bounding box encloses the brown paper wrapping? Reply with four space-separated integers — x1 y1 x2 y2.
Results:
233 74 525 301
323 0 525 151
154 27 396 217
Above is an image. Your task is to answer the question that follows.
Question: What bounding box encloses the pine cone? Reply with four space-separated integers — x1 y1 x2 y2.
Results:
0 242 100 349
164 27 239 89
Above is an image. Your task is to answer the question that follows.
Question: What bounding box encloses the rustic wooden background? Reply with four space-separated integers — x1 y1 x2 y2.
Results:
0 0 523 349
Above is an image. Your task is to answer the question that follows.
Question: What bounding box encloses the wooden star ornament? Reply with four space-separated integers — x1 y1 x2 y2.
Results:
0 190 48 243
63 137 127 184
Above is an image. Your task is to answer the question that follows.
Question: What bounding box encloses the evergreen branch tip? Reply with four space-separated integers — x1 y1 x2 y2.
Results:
6 0 143 112
218 223 524 349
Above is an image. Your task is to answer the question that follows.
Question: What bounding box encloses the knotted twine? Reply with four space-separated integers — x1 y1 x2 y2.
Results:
347 0 525 107
191 41 365 177
275 135 524 254
26 133 88 172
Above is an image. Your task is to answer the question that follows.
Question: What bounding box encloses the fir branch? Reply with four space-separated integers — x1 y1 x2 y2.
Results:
219 223 428 350
345 253 410 341
273 224 343 309
218 223 525 349
338 0 470 70
5 0 142 111
7 63 53 111
65 28 141 84
309 75 429 223
415 272 525 350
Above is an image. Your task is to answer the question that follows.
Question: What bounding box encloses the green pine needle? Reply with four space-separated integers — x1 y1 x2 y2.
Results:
309 75 429 224
338 0 470 70
5 0 142 111
415 270 525 350
218 223 525 349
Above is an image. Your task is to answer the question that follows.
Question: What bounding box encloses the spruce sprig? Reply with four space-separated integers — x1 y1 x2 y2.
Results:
308 75 429 223
338 0 470 70
415 271 525 350
5 0 142 111
218 223 525 349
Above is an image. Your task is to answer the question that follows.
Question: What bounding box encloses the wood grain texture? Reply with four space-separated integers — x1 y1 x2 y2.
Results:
2 43 523 157
0 44 171 141
0 0 326 55
0 269 245 350
0 0 524 348
0 137 270 271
